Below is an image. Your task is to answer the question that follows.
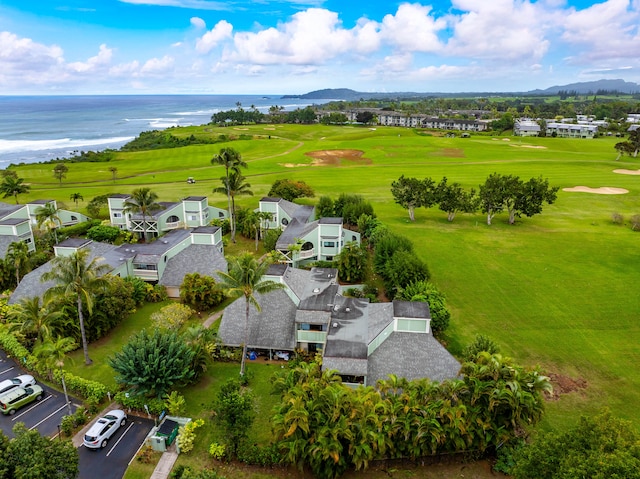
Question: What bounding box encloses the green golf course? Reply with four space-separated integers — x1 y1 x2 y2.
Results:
11 123 640 432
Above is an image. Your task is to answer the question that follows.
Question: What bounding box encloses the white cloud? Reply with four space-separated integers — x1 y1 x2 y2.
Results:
68 44 113 73
446 0 550 61
190 17 206 29
140 55 175 74
196 20 233 54
560 0 640 61
0 31 64 74
379 3 446 53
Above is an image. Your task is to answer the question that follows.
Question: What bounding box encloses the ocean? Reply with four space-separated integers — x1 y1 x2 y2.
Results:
0 95 326 166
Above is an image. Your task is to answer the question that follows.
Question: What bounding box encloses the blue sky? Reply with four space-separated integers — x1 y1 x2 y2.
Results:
1 0 639 95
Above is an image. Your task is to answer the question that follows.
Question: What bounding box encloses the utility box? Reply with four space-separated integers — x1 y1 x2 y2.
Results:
150 435 167 452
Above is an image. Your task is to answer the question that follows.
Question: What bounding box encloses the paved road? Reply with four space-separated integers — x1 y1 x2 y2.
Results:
78 414 155 479
0 349 79 439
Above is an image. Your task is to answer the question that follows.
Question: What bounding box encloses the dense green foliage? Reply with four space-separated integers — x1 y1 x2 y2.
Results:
0 423 79 479
109 328 197 397
180 273 226 311
212 379 255 458
395 280 451 333
86 224 121 243
268 178 315 201
121 130 217 151
335 242 368 283
273 353 550 479
513 410 640 479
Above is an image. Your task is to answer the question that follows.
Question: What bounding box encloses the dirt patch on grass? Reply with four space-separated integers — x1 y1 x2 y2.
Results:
438 148 465 157
613 168 640 175
304 149 371 166
546 373 588 400
510 144 547 149
563 186 629 194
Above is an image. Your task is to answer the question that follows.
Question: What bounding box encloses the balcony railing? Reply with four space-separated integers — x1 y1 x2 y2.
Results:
298 248 316 260
296 330 326 343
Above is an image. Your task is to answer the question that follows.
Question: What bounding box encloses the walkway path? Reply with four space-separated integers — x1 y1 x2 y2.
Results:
203 310 223 329
150 446 179 479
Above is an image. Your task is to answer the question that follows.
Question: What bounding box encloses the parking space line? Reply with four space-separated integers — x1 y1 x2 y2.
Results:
0 367 15 375
106 422 135 457
11 394 52 421
29 403 68 430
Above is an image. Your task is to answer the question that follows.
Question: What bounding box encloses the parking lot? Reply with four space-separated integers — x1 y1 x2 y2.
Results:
78 413 155 479
0 349 79 439
0 349 156 478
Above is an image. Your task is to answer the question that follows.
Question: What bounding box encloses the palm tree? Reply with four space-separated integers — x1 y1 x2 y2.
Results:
8 296 62 345
6 240 29 285
108 166 118 183
42 249 110 365
210 147 247 242
35 202 62 244
33 335 76 414
213 170 252 243
69 192 83 207
123 187 161 241
0 175 30 204
216 253 285 376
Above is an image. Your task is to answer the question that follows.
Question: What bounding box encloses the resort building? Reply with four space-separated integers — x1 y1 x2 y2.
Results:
218 264 461 386
0 199 89 257
546 122 599 138
9 226 226 303
108 194 228 240
513 119 541 137
258 197 360 264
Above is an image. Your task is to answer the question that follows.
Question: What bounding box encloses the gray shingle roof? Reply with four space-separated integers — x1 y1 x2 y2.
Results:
9 241 118 304
367 332 461 384
158 244 227 287
0 235 20 259
217 289 297 350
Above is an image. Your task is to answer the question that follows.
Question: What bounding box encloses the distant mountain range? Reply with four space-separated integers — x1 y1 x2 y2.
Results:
281 79 640 100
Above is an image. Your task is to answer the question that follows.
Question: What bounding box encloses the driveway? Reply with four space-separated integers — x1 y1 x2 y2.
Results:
78 414 155 479
0 349 79 439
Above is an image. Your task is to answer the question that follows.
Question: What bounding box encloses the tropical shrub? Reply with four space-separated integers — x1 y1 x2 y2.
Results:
395 281 451 333
180 273 225 311
151 303 194 330
86 224 121 243
176 418 205 454
109 329 196 397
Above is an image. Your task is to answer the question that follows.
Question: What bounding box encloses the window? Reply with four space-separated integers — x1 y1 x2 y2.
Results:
188 215 197 221
323 241 335 247
113 212 122 218
281 218 289 226
71 215 77 221
352 235 357 241
218 212 225 218
133 264 157 271
167 215 180 223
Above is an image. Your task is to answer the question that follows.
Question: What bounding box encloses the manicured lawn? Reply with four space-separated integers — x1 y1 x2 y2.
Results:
15 124 640 437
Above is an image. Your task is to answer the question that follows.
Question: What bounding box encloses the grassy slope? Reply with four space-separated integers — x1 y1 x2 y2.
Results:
16 125 640 433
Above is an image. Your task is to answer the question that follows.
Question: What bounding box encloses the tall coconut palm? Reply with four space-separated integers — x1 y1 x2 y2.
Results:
216 253 285 376
213 170 252 243
123 187 161 241
6 240 29 286
42 249 110 365
35 202 62 244
210 147 247 242
0 175 30 204
8 296 62 345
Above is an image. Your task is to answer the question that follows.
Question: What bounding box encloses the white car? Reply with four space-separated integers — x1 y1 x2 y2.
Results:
83 409 127 449
0 375 36 395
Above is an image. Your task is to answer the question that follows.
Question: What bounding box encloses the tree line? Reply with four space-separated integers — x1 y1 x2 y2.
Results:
391 173 559 225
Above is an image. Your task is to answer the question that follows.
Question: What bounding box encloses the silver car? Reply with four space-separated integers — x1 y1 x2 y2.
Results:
0 374 36 395
83 409 127 449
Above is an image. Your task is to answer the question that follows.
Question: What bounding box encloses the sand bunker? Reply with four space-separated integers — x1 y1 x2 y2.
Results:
510 144 547 149
304 149 371 166
613 168 640 175
563 186 629 194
